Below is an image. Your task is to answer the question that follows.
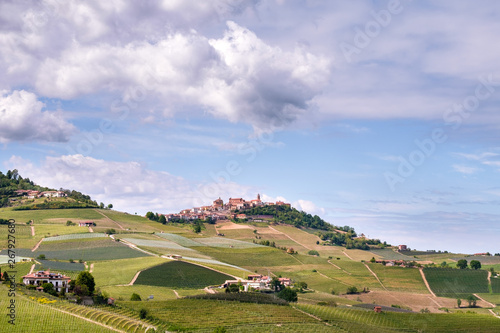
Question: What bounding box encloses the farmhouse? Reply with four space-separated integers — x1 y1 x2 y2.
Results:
79 221 94 227
22 270 71 293
398 245 407 251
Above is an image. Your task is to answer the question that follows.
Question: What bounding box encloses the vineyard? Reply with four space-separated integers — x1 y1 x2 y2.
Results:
295 304 500 333
191 236 262 249
423 267 489 298
122 237 195 251
43 233 107 241
0 286 114 332
120 298 318 331
492 277 500 293
134 260 233 288
35 259 85 271
156 232 203 246
369 249 420 261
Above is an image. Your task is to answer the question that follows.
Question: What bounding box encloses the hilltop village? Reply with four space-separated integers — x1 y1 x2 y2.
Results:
162 194 291 222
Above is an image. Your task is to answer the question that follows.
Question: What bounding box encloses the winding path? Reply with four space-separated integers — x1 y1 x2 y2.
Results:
31 226 35 236
419 268 436 297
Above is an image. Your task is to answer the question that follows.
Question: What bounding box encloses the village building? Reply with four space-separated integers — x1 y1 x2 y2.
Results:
398 245 407 251
79 221 94 227
22 270 71 293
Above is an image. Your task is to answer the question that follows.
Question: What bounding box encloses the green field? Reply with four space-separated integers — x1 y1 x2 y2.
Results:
135 260 233 288
120 298 318 331
367 264 429 293
35 259 85 271
492 277 500 293
423 267 489 298
296 304 500 333
370 249 420 261
92 257 167 286
0 208 104 223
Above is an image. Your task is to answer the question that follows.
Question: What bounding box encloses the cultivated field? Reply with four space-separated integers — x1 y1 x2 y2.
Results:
134 260 233 288
367 264 429 293
423 267 489 298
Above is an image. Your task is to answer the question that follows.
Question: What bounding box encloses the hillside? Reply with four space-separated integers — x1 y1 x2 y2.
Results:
1 206 499 332
0 169 99 210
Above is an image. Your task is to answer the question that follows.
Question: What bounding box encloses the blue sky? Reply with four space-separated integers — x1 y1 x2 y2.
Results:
1 0 500 254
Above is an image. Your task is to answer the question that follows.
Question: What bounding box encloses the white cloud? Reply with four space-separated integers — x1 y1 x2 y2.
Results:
452 164 479 175
293 199 325 216
0 90 75 143
5 154 253 215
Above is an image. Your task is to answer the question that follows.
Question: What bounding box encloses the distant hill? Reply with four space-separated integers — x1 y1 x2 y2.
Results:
235 205 335 231
0 169 98 210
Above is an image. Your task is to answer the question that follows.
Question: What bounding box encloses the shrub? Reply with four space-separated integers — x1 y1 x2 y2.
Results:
346 286 358 294
277 287 298 302
139 308 147 319
307 250 320 256
130 293 142 301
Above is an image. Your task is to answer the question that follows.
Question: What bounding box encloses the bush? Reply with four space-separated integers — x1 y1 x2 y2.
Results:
346 286 358 294
130 293 142 301
307 250 320 256
277 287 298 302
139 308 147 319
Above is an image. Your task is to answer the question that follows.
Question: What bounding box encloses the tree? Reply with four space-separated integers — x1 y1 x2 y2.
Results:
370 257 376 263
270 277 284 292
346 286 358 294
466 295 477 307
193 223 202 233
99 202 104 209
158 215 167 224
130 293 142 301
146 211 155 220
42 283 54 293
296 281 308 291
456 259 468 269
307 250 319 256
277 287 298 302
470 260 481 270
225 284 240 293
139 308 148 319
107 204 113 209
75 271 95 295
457 298 462 308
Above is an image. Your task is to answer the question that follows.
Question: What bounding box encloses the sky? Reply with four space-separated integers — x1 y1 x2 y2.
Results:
1 0 500 254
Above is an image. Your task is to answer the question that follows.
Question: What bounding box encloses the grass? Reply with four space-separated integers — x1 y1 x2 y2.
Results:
100 285 179 301
0 208 104 223
476 293 500 305
367 264 429 293
423 267 489 298
91 257 167 286
35 224 90 238
135 260 233 288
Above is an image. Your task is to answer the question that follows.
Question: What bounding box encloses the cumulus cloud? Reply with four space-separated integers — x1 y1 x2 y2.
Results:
293 199 326 216
5 154 254 214
0 90 75 143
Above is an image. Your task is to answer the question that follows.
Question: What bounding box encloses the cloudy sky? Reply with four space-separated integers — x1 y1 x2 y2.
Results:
1 0 500 254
